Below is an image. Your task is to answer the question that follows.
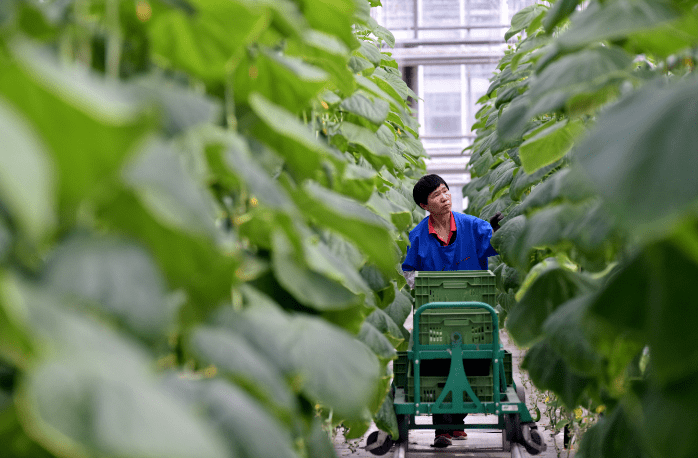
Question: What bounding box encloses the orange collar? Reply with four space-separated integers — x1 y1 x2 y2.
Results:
428 212 456 245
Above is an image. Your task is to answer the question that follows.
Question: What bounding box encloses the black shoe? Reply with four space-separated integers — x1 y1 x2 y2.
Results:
433 434 452 448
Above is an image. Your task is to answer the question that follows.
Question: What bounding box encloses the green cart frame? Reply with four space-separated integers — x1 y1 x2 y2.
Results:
366 301 546 456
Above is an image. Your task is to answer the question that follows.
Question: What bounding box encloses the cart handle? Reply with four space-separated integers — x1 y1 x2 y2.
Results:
411 302 501 414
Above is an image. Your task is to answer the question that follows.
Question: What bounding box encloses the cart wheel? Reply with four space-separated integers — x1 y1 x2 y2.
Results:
396 414 409 444
366 431 393 456
523 428 544 455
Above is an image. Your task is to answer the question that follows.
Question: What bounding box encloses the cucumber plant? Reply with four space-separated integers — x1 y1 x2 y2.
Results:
0 0 425 456
469 1 698 457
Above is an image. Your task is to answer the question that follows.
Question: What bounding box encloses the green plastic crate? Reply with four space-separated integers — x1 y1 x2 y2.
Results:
393 352 408 388
418 309 493 345
414 271 496 345
414 270 496 308
404 356 513 402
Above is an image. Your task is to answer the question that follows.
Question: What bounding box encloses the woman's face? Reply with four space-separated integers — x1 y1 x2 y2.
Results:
422 184 451 215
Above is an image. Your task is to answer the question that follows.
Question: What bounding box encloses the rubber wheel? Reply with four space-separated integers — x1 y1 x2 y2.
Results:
366 431 393 456
523 428 544 455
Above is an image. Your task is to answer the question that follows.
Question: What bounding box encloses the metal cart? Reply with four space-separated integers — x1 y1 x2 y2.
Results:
366 301 546 456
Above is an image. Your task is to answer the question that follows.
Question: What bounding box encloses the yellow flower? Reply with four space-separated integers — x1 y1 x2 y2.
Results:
595 405 606 414
574 408 583 419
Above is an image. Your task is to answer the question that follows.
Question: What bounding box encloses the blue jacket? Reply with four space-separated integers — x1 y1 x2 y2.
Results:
402 212 497 271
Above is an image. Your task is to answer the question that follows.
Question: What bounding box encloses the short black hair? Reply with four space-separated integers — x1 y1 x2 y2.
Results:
413 174 449 207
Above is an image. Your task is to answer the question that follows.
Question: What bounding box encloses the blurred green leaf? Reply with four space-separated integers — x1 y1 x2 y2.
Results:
234 48 328 112
374 395 399 439
7 280 230 458
239 303 381 420
590 239 698 385
0 101 55 242
556 0 680 51
522 340 596 408
124 136 219 238
149 0 269 82
576 78 698 235
191 326 296 408
542 295 603 375
0 45 153 219
44 236 173 339
95 191 238 326
365 307 404 348
163 377 299 458
358 321 397 360
577 403 645 458
507 261 597 345
506 5 549 41
297 0 358 49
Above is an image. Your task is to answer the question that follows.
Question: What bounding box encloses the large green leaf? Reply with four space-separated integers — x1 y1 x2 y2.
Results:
506 261 598 345
271 230 360 311
148 0 270 82
590 239 698 385
0 100 55 242
640 370 698 458
5 280 230 458
223 134 296 211
163 377 299 458
44 236 173 339
296 181 398 277
556 0 680 51
543 0 582 33
234 48 328 112
340 91 390 128
95 190 238 326
297 0 358 49
522 340 596 408
249 93 333 179
134 76 221 136
190 326 296 408
575 77 698 234
358 321 398 361
365 307 404 348
123 137 219 238
0 44 153 219
541 295 603 375
295 30 354 95
508 160 560 201
356 40 382 66
236 303 381 420
519 118 585 173
506 6 548 42
519 167 595 212
499 46 632 141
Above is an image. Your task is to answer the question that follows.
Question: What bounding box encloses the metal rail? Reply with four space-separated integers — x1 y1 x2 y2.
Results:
392 440 407 458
